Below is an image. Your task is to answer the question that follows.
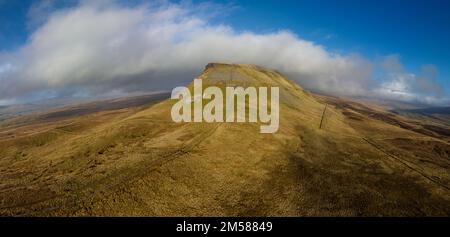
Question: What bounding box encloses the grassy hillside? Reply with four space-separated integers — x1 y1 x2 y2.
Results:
0 63 449 216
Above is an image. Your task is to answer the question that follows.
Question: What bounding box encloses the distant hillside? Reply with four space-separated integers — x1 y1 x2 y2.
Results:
391 106 450 128
0 93 170 125
0 63 449 216
396 107 450 115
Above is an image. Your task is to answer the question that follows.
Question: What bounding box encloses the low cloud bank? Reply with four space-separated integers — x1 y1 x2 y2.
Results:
0 1 447 106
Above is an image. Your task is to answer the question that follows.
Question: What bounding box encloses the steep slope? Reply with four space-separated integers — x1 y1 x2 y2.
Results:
0 63 449 216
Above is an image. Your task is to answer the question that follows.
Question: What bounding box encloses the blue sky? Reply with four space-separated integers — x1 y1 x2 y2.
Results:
0 0 449 105
215 0 450 91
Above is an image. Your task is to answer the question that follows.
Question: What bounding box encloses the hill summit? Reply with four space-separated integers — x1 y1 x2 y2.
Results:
0 63 449 216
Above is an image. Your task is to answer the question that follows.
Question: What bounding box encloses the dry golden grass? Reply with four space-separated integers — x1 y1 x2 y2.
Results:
0 63 449 216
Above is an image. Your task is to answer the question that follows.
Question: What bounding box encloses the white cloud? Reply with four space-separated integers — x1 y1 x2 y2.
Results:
0 63 13 74
374 55 447 105
0 1 447 106
380 54 403 73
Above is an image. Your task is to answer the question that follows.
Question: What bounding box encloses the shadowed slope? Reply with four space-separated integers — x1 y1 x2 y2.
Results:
0 63 449 216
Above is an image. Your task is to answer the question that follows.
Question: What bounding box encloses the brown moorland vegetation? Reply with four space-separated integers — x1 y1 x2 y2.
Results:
0 63 449 216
